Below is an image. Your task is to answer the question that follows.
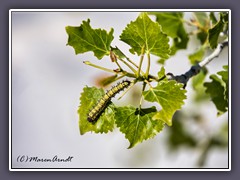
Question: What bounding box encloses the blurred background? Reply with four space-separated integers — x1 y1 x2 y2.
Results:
11 11 228 168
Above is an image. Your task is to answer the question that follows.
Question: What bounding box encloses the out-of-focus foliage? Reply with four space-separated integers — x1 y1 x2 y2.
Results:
204 66 228 115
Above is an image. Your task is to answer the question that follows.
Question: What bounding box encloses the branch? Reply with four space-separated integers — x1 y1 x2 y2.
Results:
167 40 228 88
199 40 228 67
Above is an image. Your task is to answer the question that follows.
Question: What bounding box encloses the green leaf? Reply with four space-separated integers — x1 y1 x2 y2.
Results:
220 12 229 23
188 46 205 64
191 67 209 101
152 12 189 55
191 12 209 45
157 66 166 80
221 12 229 35
208 14 225 49
120 13 170 59
143 81 187 126
210 12 218 25
66 19 114 59
204 74 228 115
78 86 115 134
197 31 208 45
217 65 229 102
218 65 228 83
157 58 167 64
153 12 184 38
110 46 131 62
171 25 189 52
168 113 197 150
192 67 208 89
115 106 164 148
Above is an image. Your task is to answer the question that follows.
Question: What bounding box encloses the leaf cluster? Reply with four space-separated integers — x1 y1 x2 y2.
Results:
65 11 229 148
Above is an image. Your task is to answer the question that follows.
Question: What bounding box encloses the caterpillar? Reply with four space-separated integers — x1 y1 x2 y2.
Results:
87 80 131 123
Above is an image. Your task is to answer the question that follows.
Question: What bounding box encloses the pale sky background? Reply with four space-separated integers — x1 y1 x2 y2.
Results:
11 11 229 169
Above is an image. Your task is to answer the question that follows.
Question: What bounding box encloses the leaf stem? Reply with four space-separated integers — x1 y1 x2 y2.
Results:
115 60 123 71
115 73 127 81
125 57 138 68
144 80 153 89
145 52 151 78
122 71 136 78
83 61 115 73
125 57 145 75
139 81 147 108
83 61 136 79
118 58 138 75
137 46 145 78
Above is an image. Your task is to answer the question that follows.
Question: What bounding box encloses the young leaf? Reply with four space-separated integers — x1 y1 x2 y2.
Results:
115 106 164 148
120 13 170 59
208 13 225 49
157 66 166 80
78 86 115 134
188 46 205 64
66 19 114 59
110 46 127 60
204 74 228 115
143 81 187 126
110 46 133 64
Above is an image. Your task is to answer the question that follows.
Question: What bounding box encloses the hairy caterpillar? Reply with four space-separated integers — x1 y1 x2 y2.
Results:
87 80 131 123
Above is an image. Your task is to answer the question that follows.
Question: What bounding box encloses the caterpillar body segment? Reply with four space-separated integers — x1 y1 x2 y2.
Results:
87 80 131 122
